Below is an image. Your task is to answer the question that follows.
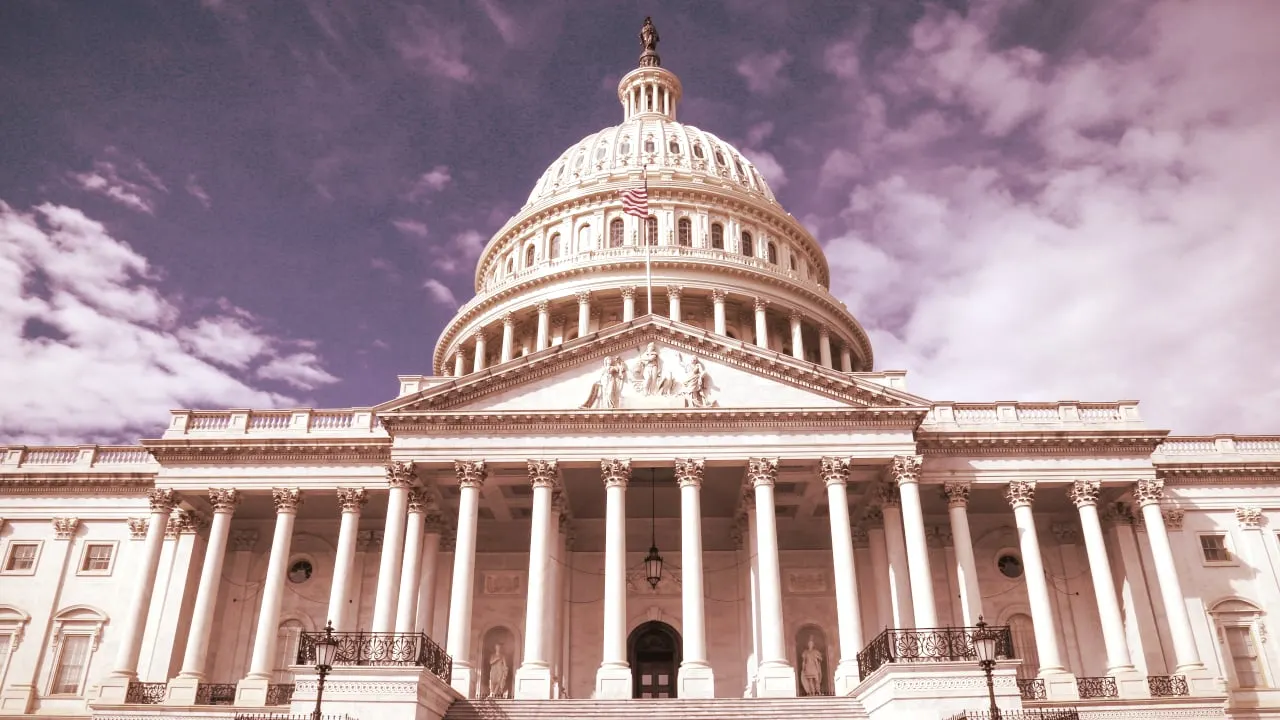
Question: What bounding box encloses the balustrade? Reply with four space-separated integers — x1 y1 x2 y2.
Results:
1147 674 1190 697
124 681 166 704
855 625 1014 678
195 682 238 705
1075 675 1118 699
265 683 296 705
296 630 452 683
945 711 1080 720
1018 677 1047 701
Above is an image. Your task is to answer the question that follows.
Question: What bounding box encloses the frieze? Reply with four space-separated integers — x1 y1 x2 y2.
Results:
141 438 391 465
0 474 154 495
483 571 523 595
917 431 1166 456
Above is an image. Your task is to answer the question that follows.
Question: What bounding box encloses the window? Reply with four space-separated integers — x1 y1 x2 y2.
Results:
79 543 114 574
692 142 704 159
668 137 680 154
1212 600 1268 688
711 223 724 249
644 216 658 246
524 244 536 268
788 255 796 271
609 218 624 248
997 554 1024 578
50 635 90 695
1226 626 1264 688
677 218 691 247
549 233 561 259
3 543 38 573
734 157 745 177
644 136 655 154
766 241 778 264
287 559 313 584
577 225 592 252
714 148 726 166
574 152 585 169
0 606 29 686
505 257 514 275
619 137 632 156
1200 533 1233 564
741 232 754 257
555 162 566 180
596 143 607 161
0 632 10 685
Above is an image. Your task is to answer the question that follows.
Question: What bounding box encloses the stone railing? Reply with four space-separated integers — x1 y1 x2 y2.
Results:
164 409 384 438
1 445 156 469
946 711 1080 720
925 401 1142 429
1157 436 1280 458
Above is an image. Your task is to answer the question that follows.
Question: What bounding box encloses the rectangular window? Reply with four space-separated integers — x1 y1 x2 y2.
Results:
50 635 91 695
1226 626 1264 688
0 633 11 683
1200 534 1231 563
80 544 114 573
3 543 37 572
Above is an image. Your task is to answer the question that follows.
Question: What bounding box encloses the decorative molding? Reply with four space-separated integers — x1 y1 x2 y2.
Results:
208 488 240 514
851 525 870 548
293 680 418 696
890 455 922 485
1050 522 1079 543
455 460 487 489
1005 479 1036 508
528 459 560 490
52 517 80 540
385 406 924 434
864 506 884 525
166 510 202 538
1236 507 1264 529
482 571 523 595
601 458 631 489
917 431 1166 456
406 487 430 514
1163 508 1185 531
820 456 850 487
231 529 258 551
142 438 391 465
942 481 970 508
925 525 952 548
336 488 368 513
0 474 154 495
711 288 726 302
875 482 900 509
272 488 302 513
1068 479 1100 507
423 511 449 534
747 457 778 489
785 568 828 594
356 529 382 551
674 458 704 488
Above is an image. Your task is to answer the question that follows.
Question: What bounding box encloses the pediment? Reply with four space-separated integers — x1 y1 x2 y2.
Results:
378 317 930 419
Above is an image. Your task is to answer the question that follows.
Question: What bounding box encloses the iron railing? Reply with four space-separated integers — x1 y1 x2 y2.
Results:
195 682 237 705
296 630 452 684
1076 675 1118 699
856 625 1015 677
124 681 166 704
1018 678 1047 701
945 711 1080 720
1148 674 1190 697
266 683 296 705
233 715 354 720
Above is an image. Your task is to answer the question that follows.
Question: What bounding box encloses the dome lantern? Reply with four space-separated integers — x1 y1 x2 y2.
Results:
619 18 681 122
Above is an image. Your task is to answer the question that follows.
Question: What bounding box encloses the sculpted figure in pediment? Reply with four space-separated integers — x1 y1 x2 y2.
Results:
580 343 718 409
581 355 627 409
631 342 675 396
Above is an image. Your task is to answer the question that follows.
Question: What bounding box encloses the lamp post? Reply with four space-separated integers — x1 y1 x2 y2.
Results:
972 616 1000 720
312 620 339 720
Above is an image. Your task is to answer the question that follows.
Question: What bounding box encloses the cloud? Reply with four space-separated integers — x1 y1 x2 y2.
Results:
69 156 168 214
185 174 212 209
741 148 788 189
435 229 487 275
392 218 429 238
477 0 519 46
824 40 861 80
0 201 338 443
736 49 792 95
393 8 475 82
423 278 458 307
404 166 452 202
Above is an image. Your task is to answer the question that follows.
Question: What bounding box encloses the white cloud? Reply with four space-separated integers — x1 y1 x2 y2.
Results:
736 49 792 95
741 148 787 189
185 174 212 209
392 218 429 238
393 9 474 82
69 158 167 214
477 0 518 46
406 166 452 202
423 278 458 307
435 229 487 276
0 201 338 443
256 352 338 390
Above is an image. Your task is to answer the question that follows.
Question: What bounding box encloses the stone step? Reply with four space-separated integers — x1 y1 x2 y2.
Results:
444 697 870 720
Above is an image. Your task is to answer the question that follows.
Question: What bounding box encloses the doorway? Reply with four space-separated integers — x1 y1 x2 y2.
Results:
628 621 682 698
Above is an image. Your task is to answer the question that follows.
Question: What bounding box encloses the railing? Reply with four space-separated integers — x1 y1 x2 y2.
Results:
189 412 232 430
266 683 295 705
930 401 1139 427
22 448 80 464
248 412 291 430
1158 436 1280 456
945 711 1080 720
855 625 1014 678
1148 674 1190 697
1018 678 1046 700
234 715 354 720
124 681 167 704
297 631 452 684
1076 675 1118 699
195 682 238 705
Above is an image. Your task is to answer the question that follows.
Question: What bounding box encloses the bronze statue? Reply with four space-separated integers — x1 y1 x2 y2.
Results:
640 17 659 53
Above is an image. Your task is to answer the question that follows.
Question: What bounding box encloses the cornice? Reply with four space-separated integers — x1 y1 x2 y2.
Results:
916 430 1168 456
141 437 392 465
1158 463 1280 484
0 473 154 496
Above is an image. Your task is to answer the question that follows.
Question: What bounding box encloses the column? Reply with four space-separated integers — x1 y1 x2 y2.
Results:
501 313 515 363
712 289 727 335
395 489 430 633
447 460 487 696
372 462 415 633
544 500 565 694
789 311 804 360
327 489 367 631
414 512 446 635
535 301 550 350
596 459 633 698
818 326 833 368
576 291 591 337
471 331 486 372
753 299 768 348
840 346 853 373
96 489 175 702
748 458 797 697
675 459 714 696
891 455 936 628
865 508 895 630
454 351 467 377
167 490 239 703
1069 481 1141 690
1135 480 1210 685
1005 481 1070 683
943 482 983 626
744 505 764 696
821 458 864 694
877 487 915 627
621 287 636 322
667 286 682 322
236 489 301 705
516 460 560 698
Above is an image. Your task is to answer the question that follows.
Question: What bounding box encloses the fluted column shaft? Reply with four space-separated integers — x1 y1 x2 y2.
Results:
944 483 983 625
395 490 429 633
1069 481 1134 674
536 302 550 350
373 463 415 633
822 458 863 691
892 455 936 628
447 461 487 695
789 313 804 360
712 290 727 335
328 489 366 631
1136 480 1204 673
1006 480 1065 674
753 300 768 348
248 489 301 677
112 490 175 678
179 490 239 678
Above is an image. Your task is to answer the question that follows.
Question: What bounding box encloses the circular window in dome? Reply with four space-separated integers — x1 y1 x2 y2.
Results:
692 142 704 159
288 558 314 584
997 553 1023 579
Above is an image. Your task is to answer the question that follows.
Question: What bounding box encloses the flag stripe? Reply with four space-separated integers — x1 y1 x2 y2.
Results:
621 186 648 217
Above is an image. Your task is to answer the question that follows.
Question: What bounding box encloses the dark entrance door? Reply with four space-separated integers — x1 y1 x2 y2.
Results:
627 621 681 698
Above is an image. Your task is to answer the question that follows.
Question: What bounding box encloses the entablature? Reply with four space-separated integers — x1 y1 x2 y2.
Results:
141 437 392 466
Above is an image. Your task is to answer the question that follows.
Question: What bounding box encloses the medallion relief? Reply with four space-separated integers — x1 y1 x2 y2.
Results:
581 342 718 409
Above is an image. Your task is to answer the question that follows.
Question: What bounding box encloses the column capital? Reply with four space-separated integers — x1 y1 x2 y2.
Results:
863 506 884 526
166 510 203 538
1005 480 1035 509
788 308 803 323
666 285 682 299
357 529 383 551
1050 522 1079 544
148 488 177 513
528 459 561 489
942 481 970 507
454 460 488 488
675 458 705 488
576 289 592 304
875 482 900 509
407 488 433 514
753 297 768 312
621 286 636 300
272 488 303 513
536 300 550 314
502 312 515 327
1134 479 1164 507
601 459 631 488
209 488 241 514
386 461 418 488
1236 507 1263 529
470 328 485 343
926 525 952 548
711 288 726 302
551 313 566 327
851 525 870 548
820 456 850 486
747 457 778 488
1100 503 1137 526
52 517 80 540
127 518 149 540
1163 508 1185 531
1068 479 1101 507
231 528 259 551
818 324 830 339
424 511 450 534
890 455 923 486
336 487 368 513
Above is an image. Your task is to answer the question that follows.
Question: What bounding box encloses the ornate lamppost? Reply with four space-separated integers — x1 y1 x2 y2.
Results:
972 617 1001 720
312 620 339 720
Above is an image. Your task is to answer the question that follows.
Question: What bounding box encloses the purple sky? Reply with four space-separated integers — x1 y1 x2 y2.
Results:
2 0 1277 444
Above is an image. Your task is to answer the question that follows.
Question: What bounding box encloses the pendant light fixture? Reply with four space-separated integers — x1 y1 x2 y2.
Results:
643 468 664 589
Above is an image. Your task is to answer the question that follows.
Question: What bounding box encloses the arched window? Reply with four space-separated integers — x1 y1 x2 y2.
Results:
619 137 632 156
575 152 585 170
524 244 536 267
668 137 680 154
741 231 754 257
710 223 724 249
578 225 592 252
714 148 726 166
788 255 796 271
644 216 658 246
1008 613 1038 679
1212 598 1269 689
548 233 561 259
644 136 655 154
766 242 778 265
692 142 704 159
596 143 608 161
609 218 624 248
505 257 514 275
677 218 691 247
47 605 106 696
734 157 746 177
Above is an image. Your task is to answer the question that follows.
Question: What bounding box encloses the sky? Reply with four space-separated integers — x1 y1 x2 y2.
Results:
1 0 1277 444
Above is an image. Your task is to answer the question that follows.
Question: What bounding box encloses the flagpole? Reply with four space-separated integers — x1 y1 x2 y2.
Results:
643 167 652 315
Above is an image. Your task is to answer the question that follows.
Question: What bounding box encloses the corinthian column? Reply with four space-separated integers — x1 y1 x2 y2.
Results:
789 311 804 360
516 460 560 698
621 287 636 322
535 301 550 350
372 462 416 633
943 482 983 625
821 457 864 694
395 489 431 633
753 298 768 348
1004 481 1069 682
667 286 683 322
237 489 301 706
472 331 487 372
447 460 487 696
454 350 467 377
711 289 727 335
749 458 797 697
877 487 914 627
329 488 367 631
891 455 936 628
818 326 832 368
576 291 592 336
501 313 516 363
675 459 714 697
595 459 633 698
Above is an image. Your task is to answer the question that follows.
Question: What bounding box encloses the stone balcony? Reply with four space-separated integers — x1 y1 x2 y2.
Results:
921 401 1145 432
160 408 388 440
1 444 157 470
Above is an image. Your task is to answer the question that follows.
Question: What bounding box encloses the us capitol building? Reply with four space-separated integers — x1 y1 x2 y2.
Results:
1 20 1276 720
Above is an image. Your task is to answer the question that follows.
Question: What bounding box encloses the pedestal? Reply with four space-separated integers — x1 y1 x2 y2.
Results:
1183 666 1223 697
755 660 798 698
164 675 202 705
0 684 35 714
451 661 477 698
291 665 461 720
234 674 271 707
855 660 1021 720
514 662 554 699
92 674 134 705
677 661 715 698
594 663 633 699
1114 669 1150 699
834 659 861 696
1040 670 1078 701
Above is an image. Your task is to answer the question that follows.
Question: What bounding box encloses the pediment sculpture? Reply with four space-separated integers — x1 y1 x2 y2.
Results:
581 342 719 410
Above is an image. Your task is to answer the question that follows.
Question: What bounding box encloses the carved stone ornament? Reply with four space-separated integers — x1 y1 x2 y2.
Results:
581 343 718 410
942 481 970 508
864 506 884 525
423 511 449 535
209 488 240 514
1100 503 1136 526
747 457 778 489
272 488 303 513
148 488 177 513
675 458 704 488
127 518 149 540
455 460 487 489
1050 522 1079 543
851 525 870 548
52 517 80 540
875 482 900 509
890 455 923 486
1068 480 1100 507
786 569 828 594
528 459 560 490
1006 480 1036 508
1163 509 1185 531
356 529 383 551
753 297 768 312
620 286 636 300
576 289 591 304
440 533 457 552
336 488 368 513
666 285 682 300
406 488 431 514
231 529 259 551
926 526 952 548
386 461 417 489
628 564 681 595
166 510 202 538
711 288 726 302
1237 507 1264 529
820 456 850 487
601 458 631 488
1133 479 1164 507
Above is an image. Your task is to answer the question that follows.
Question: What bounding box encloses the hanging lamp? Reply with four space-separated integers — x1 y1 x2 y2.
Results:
644 468 664 588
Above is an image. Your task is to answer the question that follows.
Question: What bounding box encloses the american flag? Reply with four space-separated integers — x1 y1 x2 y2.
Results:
621 172 648 217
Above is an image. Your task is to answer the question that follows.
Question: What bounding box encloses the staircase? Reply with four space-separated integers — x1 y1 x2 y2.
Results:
444 697 870 720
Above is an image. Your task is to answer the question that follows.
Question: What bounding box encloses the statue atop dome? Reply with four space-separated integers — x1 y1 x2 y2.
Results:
639 16 660 67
